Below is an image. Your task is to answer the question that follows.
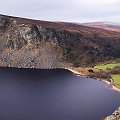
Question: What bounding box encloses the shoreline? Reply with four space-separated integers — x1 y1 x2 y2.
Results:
1 66 120 92
66 68 120 93
65 68 86 76
112 85 120 92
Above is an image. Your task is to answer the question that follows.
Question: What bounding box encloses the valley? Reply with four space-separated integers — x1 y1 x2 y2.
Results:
0 14 120 120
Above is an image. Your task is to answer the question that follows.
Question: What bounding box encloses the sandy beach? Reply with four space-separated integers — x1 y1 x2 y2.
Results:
66 68 85 76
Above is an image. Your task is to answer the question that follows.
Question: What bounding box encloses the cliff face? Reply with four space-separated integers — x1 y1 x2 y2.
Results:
0 16 64 68
0 14 120 68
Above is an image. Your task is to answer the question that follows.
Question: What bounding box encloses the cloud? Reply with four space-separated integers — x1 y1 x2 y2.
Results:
0 0 120 23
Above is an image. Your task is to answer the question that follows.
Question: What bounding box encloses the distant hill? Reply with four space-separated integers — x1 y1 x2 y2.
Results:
82 22 120 32
0 14 120 68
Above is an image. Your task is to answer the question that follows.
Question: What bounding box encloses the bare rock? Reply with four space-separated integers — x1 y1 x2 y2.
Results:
105 107 120 120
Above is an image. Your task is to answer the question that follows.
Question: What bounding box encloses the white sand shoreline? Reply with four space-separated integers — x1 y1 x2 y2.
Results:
66 68 120 93
65 68 85 76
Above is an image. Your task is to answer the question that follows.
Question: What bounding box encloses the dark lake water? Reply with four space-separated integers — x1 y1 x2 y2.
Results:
0 68 120 120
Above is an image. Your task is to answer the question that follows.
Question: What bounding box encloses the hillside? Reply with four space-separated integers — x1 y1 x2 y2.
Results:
0 14 120 69
82 22 120 32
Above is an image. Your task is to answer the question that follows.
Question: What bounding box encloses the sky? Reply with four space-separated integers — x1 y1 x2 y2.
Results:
0 0 120 23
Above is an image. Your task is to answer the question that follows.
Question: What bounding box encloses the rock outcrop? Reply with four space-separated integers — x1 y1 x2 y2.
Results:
0 14 120 69
105 107 120 120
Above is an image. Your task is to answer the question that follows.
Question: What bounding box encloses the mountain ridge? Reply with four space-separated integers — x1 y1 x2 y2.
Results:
82 21 120 32
0 14 120 69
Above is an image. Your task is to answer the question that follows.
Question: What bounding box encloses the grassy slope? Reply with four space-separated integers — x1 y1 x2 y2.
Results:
95 63 120 89
94 63 120 70
111 74 120 89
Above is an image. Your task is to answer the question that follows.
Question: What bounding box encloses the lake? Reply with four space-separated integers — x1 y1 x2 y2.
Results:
0 68 120 120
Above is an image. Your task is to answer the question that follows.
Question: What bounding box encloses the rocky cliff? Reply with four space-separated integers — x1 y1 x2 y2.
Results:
0 14 120 69
105 107 120 120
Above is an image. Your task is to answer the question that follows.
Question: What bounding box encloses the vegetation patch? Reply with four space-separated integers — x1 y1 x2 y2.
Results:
95 62 120 90
111 74 120 89
94 63 120 70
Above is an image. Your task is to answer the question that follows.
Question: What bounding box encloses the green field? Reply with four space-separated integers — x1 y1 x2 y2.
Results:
111 74 120 89
94 63 120 90
94 63 120 70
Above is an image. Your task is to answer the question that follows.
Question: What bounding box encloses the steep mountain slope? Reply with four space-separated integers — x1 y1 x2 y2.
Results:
0 14 120 68
82 22 120 32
